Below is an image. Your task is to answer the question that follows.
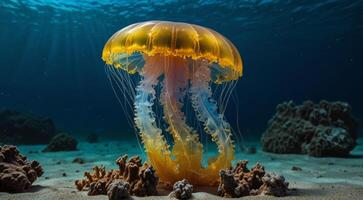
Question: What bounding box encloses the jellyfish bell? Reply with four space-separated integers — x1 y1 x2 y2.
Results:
102 21 243 186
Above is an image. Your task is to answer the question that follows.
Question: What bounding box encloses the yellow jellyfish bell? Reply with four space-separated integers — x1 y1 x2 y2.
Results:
102 21 242 83
102 21 243 186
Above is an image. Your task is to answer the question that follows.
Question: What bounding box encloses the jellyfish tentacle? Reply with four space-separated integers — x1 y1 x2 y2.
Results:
134 59 176 180
161 58 203 181
190 62 234 170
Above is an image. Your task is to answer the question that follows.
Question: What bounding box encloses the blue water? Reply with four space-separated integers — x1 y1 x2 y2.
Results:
0 0 362 139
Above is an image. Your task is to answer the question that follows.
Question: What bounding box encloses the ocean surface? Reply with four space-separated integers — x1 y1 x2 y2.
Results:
0 0 362 141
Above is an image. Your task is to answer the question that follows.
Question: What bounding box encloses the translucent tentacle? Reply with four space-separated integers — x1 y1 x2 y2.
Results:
134 60 176 180
161 61 203 181
190 62 234 170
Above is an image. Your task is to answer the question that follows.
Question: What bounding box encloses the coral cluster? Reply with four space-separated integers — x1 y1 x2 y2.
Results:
261 100 358 157
75 155 158 197
218 160 288 197
168 179 193 200
42 132 78 152
0 145 43 193
0 109 56 145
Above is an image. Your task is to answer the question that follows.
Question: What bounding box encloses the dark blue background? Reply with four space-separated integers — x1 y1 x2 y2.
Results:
0 0 362 139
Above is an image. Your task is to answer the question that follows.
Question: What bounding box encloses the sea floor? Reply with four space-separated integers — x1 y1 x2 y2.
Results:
1 138 363 200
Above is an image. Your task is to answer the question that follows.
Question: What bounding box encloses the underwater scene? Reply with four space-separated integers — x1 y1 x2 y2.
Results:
0 0 363 199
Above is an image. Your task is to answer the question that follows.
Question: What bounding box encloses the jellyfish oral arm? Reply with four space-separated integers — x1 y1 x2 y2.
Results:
190 63 234 169
161 58 204 181
134 61 176 179
130 54 235 185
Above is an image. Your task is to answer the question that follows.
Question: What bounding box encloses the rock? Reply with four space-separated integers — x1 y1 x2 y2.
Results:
168 179 193 200
42 132 78 152
75 155 158 197
86 133 99 143
0 109 57 145
291 166 302 171
244 146 257 154
261 100 358 157
218 160 288 198
258 173 289 196
107 179 130 200
72 158 85 164
0 145 43 193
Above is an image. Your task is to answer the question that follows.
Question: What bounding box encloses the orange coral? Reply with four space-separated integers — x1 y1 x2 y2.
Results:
218 160 289 197
75 155 158 196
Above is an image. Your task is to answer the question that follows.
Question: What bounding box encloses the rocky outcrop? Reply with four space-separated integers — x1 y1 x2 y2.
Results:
42 132 78 152
218 160 288 198
75 155 158 197
0 109 57 145
0 145 43 193
261 100 358 157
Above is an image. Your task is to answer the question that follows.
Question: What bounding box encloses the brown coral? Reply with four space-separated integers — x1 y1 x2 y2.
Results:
261 100 358 157
75 155 158 197
0 145 43 193
218 160 288 198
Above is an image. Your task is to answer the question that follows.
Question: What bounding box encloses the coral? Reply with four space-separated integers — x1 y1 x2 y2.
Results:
0 109 57 145
261 100 358 157
107 179 130 200
42 132 78 152
0 145 43 193
218 160 288 198
258 173 289 197
168 179 193 200
75 155 158 197
86 133 99 143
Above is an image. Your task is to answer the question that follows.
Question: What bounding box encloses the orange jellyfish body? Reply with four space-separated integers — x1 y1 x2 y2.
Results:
102 21 243 186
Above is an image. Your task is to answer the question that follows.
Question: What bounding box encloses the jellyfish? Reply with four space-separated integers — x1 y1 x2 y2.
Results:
102 21 243 186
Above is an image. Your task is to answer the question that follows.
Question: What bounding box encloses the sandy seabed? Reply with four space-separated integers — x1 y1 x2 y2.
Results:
1 138 363 200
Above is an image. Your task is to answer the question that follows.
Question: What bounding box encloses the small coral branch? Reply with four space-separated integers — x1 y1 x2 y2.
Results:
75 155 158 197
0 145 43 193
218 160 289 198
